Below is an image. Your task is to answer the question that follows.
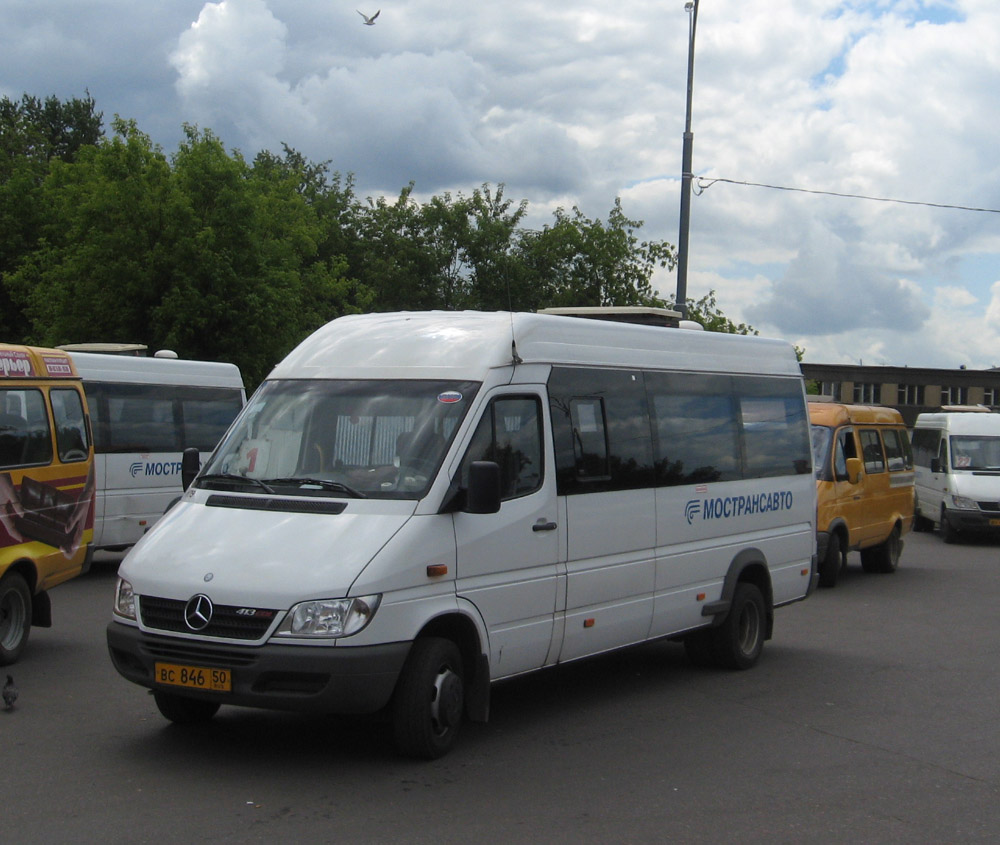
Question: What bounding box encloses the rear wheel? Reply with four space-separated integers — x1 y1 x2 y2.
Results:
713 583 767 670
0 572 31 666
392 637 465 759
153 690 220 724
860 525 902 573
818 532 842 588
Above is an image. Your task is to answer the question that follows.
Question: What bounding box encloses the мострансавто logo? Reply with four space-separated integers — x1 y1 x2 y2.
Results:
130 461 183 478
685 491 794 525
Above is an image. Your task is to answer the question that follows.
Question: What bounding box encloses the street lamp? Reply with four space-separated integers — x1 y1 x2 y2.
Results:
675 0 699 319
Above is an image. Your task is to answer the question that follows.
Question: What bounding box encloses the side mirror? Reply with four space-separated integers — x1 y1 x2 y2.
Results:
845 457 862 485
930 457 942 473
465 461 501 514
181 447 201 491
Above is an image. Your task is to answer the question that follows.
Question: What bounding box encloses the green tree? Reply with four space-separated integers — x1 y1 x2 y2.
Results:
519 199 674 309
0 93 103 339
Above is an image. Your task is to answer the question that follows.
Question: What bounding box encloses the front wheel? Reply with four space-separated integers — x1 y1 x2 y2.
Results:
392 637 465 759
153 690 220 724
0 572 32 666
940 508 959 544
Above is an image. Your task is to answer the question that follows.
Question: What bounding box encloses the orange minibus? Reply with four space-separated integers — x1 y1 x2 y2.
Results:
1 344 95 663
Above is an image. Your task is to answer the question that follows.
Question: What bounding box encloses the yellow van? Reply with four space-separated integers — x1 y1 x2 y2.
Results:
809 402 914 587
1 344 95 663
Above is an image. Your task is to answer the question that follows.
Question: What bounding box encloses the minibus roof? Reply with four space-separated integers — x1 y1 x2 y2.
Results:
0 344 79 380
915 412 1000 434
808 402 904 427
68 351 244 388
270 311 802 381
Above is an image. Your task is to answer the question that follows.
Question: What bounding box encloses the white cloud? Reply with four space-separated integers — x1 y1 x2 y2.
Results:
3 0 1000 369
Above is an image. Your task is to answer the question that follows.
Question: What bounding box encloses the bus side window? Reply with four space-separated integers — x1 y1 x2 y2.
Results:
834 428 856 481
460 397 543 500
51 388 90 463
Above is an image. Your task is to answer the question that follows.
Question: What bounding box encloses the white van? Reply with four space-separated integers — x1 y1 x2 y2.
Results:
68 352 245 553
911 412 1000 542
106 311 817 758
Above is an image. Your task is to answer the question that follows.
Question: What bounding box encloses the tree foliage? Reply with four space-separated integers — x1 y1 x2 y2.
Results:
1 92 761 386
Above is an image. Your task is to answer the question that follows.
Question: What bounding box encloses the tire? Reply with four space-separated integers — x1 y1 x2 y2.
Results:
912 505 932 533
860 525 902 573
392 637 465 759
0 572 32 666
818 532 842 588
153 690 220 724
712 583 766 670
940 508 959 544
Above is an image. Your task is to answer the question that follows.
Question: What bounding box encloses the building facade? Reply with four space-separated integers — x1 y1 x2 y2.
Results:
799 363 1000 426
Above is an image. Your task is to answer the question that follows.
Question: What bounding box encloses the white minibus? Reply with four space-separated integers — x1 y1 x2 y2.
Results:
107 311 817 758
68 352 245 554
911 411 1000 542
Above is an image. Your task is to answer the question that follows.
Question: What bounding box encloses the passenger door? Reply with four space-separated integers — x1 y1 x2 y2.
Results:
857 428 890 544
831 426 867 548
453 392 563 679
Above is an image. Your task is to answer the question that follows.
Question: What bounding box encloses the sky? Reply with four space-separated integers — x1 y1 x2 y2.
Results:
3 0 1000 368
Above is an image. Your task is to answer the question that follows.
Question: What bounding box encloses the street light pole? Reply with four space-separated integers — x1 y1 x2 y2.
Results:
675 0 699 319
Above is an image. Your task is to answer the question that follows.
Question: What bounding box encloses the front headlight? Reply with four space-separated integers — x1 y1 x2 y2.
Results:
950 495 978 510
114 578 136 620
273 595 381 639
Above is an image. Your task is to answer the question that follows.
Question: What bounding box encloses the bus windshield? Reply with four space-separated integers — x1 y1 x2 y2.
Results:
200 379 480 499
949 435 1000 471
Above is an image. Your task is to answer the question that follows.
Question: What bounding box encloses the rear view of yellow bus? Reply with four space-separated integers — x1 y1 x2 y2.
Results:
1 344 95 664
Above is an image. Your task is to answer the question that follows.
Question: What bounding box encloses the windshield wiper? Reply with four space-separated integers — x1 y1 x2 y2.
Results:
197 473 275 494
262 477 368 499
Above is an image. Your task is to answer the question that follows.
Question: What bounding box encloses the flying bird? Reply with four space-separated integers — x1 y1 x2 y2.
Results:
357 9 380 25
3 675 16 710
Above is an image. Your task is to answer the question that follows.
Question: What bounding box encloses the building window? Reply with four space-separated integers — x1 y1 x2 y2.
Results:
984 387 998 406
819 381 840 400
853 382 878 404
941 386 968 405
897 384 925 406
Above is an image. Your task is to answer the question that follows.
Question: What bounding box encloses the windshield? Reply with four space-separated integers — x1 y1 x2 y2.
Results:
199 379 480 499
810 425 833 479
949 435 1000 471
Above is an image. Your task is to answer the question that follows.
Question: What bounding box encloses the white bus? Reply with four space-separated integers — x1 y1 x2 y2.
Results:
68 352 245 554
107 312 816 758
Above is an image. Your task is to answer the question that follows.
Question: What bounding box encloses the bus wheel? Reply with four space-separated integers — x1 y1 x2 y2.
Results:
153 690 220 724
0 572 31 666
818 532 842 588
861 525 901 573
712 583 765 670
940 508 959 545
392 637 465 759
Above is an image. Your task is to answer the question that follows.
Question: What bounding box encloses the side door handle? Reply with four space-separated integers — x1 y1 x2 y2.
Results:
532 520 558 532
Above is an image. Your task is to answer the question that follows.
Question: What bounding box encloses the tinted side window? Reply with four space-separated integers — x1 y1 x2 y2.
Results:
50 388 90 463
881 428 912 471
85 383 243 453
859 429 886 473
736 377 812 479
549 367 654 494
461 396 543 500
910 428 940 468
0 388 52 468
647 372 740 485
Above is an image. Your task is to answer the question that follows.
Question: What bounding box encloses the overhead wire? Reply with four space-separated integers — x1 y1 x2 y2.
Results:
693 176 1000 214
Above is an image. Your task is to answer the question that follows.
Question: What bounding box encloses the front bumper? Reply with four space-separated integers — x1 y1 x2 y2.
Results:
944 509 1000 534
107 621 411 715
